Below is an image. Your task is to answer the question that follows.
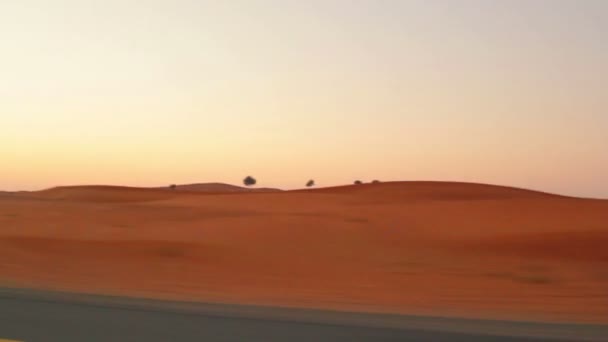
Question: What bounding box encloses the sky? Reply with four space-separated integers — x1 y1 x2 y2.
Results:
1 0 607 197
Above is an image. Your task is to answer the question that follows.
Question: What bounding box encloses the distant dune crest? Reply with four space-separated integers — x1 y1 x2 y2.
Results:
162 183 282 193
16 181 603 204
294 181 584 200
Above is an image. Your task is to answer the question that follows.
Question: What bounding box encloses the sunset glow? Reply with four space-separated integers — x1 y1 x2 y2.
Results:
2 1 606 197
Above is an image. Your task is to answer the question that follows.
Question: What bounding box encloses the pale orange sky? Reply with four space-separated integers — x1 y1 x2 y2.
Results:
1 1 607 197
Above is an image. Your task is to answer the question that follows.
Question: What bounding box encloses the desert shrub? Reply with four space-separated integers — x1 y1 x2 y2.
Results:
243 176 257 187
372 180 380 184
169 184 177 190
306 180 315 187
354 180 363 185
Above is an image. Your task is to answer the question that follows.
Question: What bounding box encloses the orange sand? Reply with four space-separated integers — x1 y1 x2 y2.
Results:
1 182 607 323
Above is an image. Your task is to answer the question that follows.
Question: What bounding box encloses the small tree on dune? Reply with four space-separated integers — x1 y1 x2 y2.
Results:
243 176 257 187
354 180 363 185
169 184 177 190
306 180 315 187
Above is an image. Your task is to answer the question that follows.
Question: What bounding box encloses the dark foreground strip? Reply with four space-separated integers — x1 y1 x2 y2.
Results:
0 287 606 341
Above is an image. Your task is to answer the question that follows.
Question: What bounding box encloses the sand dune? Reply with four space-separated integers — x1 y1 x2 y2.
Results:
1 182 607 323
160 182 282 193
484 231 608 263
297 181 574 199
26 183 282 202
32 185 180 202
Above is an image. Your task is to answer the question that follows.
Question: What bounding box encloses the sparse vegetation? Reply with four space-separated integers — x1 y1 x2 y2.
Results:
372 180 380 184
243 176 257 187
354 180 363 185
169 184 177 190
306 180 315 187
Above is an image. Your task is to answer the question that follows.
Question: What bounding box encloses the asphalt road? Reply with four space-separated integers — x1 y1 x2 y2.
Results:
1 288 606 341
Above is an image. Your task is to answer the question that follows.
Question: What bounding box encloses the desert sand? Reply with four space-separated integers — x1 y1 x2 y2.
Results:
156 182 283 193
1 182 607 323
